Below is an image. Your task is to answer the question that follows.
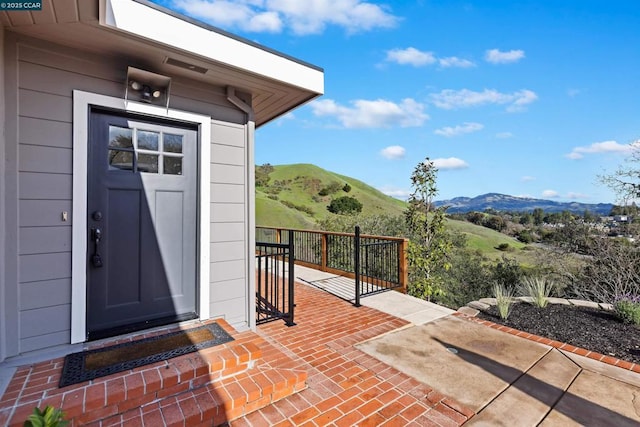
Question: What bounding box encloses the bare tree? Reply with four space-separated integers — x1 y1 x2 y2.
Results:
601 141 640 203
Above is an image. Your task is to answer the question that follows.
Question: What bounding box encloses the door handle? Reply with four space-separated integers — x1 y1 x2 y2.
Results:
91 228 103 268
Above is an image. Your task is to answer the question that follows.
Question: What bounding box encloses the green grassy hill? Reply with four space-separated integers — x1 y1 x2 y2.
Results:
256 163 405 228
255 163 538 265
446 219 534 264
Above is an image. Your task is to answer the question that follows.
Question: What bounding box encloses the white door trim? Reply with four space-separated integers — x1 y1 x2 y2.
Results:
71 90 211 344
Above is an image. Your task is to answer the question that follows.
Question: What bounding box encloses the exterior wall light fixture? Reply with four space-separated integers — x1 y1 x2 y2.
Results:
125 67 171 111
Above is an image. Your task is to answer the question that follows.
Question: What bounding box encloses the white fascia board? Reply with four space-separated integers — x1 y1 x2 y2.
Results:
100 0 324 94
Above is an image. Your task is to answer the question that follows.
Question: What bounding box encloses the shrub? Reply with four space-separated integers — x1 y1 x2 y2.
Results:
24 406 68 427
614 295 640 325
517 229 534 243
327 196 363 215
493 284 514 320
342 183 352 193
318 188 330 196
521 276 554 308
496 243 510 251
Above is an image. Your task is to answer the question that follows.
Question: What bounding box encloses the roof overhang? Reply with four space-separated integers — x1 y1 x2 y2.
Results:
0 0 324 126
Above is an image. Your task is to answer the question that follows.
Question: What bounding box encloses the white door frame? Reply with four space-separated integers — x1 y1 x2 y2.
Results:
71 90 210 344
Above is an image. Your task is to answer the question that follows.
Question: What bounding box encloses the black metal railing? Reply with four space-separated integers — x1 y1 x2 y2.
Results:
255 230 295 326
256 226 408 305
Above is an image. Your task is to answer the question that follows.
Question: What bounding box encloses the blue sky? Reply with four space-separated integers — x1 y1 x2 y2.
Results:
152 0 640 203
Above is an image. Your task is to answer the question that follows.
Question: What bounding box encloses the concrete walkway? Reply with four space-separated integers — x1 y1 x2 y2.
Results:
296 265 640 425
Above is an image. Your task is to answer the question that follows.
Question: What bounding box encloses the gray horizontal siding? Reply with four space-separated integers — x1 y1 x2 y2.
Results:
211 203 245 223
210 241 245 263
8 36 252 354
211 144 245 166
19 144 72 173
19 116 72 148
20 279 71 310
21 331 70 354
211 222 244 243
19 252 71 283
211 164 245 185
19 172 71 199
20 304 71 339
19 226 72 255
19 200 73 226
210 183 245 204
210 123 246 147
209 278 246 301
209 260 245 283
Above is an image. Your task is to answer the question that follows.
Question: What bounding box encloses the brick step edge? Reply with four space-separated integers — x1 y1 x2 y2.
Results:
81 367 308 426
1 340 263 426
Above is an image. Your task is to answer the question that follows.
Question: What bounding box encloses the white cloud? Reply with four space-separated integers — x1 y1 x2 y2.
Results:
542 190 559 198
171 0 399 35
567 88 581 98
566 140 640 159
310 98 429 128
496 132 514 139
385 48 474 68
385 47 436 66
485 48 525 64
434 122 484 137
438 56 476 68
379 185 411 199
380 145 406 159
521 176 536 182
432 157 469 170
430 88 538 112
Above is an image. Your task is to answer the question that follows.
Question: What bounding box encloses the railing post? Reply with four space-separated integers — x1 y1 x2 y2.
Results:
321 232 328 272
399 238 409 294
354 225 361 307
286 230 296 326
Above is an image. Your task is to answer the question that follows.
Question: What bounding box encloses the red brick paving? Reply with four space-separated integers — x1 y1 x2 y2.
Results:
0 283 475 426
228 283 473 426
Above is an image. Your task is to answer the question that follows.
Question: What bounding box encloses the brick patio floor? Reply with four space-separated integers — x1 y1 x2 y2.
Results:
230 283 474 426
0 281 474 426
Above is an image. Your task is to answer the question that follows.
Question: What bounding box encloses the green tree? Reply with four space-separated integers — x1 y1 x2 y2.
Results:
519 212 533 226
466 211 485 225
255 163 274 187
327 196 363 215
404 158 453 301
533 208 544 225
483 215 506 232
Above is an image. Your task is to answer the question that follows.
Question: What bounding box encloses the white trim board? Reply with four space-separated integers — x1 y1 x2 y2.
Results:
71 90 211 344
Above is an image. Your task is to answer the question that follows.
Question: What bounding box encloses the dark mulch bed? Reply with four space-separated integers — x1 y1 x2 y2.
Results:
476 303 640 365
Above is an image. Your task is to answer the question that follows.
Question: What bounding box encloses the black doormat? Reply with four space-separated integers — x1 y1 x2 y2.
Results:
59 323 234 387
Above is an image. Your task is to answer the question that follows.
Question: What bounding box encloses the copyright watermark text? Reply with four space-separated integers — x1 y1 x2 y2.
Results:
0 2 42 10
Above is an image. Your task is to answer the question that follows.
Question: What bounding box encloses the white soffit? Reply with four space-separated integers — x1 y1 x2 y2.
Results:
100 0 324 95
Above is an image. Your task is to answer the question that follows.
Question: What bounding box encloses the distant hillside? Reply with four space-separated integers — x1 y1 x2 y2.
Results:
256 164 406 228
435 193 614 215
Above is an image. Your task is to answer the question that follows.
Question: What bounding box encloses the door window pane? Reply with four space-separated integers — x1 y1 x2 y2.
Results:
164 156 183 175
108 150 133 171
108 126 133 149
138 130 159 151
137 153 158 173
164 134 183 153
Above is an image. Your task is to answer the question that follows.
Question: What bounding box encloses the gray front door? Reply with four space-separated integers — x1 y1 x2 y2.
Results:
87 110 198 339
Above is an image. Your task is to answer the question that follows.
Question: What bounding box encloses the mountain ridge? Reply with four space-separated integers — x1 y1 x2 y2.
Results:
435 192 614 214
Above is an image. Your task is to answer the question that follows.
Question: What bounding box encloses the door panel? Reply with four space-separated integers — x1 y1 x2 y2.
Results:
87 110 198 339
